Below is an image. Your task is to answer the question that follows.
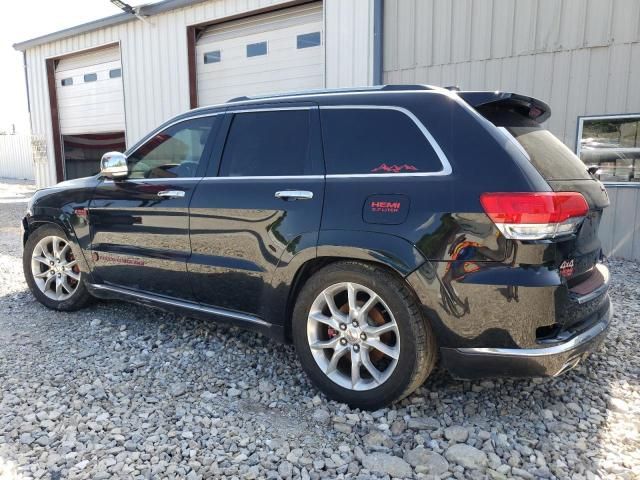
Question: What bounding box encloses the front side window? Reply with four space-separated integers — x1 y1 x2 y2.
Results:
220 110 312 177
320 108 443 175
578 115 640 182
127 117 217 179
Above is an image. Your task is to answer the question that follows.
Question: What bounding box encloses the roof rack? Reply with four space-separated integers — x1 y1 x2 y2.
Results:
226 84 436 103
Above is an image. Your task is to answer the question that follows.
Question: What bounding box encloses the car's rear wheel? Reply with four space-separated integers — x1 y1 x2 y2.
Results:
292 262 437 409
23 224 93 311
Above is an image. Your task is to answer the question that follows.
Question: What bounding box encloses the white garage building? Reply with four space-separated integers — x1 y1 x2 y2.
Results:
14 0 380 186
13 0 640 260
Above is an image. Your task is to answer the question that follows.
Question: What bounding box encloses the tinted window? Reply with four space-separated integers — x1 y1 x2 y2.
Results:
84 73 97 82
109 68 122 78
204 50 221 64
297 32 321 49
247 41 267 57
321 108 443 175
127 117 217 179
480 106 590 181
220 110 312 177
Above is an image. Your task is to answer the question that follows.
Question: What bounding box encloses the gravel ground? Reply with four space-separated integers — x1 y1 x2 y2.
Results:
0 179 638 480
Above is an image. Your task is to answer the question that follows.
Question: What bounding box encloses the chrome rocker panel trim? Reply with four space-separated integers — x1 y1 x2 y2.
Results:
86 283 282 339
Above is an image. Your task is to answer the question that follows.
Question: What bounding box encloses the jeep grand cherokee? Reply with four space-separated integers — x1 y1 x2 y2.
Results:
22 85 611 409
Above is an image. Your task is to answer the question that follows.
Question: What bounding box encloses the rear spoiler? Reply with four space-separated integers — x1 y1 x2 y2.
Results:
456 91 551 123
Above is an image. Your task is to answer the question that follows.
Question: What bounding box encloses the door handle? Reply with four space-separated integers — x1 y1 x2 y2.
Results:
274 190 314 201
157 190 186 198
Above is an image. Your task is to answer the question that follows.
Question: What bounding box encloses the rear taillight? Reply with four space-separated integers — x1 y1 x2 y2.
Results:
480 192 589 240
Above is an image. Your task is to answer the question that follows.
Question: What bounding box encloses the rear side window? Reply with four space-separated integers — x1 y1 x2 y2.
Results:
320 108 443 175
220 110 312 177
479 106 591 181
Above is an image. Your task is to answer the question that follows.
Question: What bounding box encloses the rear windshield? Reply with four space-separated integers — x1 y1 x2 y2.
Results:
478 105 591 181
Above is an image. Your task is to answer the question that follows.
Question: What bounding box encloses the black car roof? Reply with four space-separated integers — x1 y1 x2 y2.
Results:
178 84 550 123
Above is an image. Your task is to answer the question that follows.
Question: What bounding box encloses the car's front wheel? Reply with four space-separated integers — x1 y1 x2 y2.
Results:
23 224 93 311
292 262 437 409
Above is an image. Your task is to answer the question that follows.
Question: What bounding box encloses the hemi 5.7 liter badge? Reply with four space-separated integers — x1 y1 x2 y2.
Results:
363 194 410 225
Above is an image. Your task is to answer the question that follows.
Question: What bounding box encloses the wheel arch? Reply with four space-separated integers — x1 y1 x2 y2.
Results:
23 213 92 275
278 230 427 342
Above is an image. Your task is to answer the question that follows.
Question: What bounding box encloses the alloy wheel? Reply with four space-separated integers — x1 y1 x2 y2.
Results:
30 235 81 301
306 282 400 391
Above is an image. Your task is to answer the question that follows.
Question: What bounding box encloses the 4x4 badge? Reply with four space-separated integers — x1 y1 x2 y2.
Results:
559 259 575 277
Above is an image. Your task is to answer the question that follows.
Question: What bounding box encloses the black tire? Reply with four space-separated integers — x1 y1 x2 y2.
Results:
23 224 93 311
292 261 437 410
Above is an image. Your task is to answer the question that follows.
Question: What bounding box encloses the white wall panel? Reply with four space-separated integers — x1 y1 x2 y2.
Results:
0 135 35 180
324 0 374 88
384 0 640 150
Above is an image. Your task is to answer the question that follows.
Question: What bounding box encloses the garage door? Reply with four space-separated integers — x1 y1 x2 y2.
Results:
54 45 126 180
196 3 324 106
55 45 126 135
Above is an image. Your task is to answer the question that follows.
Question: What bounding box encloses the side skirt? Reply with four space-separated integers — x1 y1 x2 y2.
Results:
86 283 285 342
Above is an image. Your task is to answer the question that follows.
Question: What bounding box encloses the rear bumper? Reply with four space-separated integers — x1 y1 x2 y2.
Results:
440 300 611 379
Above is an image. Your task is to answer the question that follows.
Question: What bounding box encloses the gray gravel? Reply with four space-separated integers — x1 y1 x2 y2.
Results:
1 179 639 479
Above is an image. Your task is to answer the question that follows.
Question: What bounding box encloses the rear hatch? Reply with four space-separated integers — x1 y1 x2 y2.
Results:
461 92 609 290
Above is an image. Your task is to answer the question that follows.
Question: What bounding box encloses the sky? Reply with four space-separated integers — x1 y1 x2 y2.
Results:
0 1 148 134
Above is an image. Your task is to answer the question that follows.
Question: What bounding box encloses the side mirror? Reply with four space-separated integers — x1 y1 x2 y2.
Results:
100 152 128 179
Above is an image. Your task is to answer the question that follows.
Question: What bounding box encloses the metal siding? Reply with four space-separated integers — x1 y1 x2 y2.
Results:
585 47 609 115
0 135 35 180
558 0 586 51
610 187 637 259
512 0 536 55
470 0 492 61
324 0 374 88
451 0 472 64
583 0 612 47
535 0 562 52
384 0 640 148
384 0 640 261
599 187 616 255
490 0 514 59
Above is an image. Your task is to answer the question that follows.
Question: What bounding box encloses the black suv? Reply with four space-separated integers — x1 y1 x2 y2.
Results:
22 85 611 409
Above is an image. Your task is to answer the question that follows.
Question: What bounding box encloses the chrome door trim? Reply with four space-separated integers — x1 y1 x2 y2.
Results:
157 190 186 198
200 175 325 181
274 190 314 200
319 105 452 178
88 283 271 327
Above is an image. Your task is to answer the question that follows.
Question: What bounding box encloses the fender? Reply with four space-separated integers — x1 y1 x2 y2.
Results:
316 229 426 277
267 229 426 341
24 179 98 276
